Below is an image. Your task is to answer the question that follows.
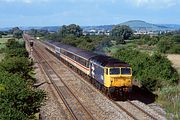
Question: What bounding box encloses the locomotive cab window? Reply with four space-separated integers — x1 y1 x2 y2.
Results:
110 68 120 75
121 68 131 75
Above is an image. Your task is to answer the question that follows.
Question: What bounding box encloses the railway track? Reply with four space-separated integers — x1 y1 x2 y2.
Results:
32 42 94 120
115 100 158 120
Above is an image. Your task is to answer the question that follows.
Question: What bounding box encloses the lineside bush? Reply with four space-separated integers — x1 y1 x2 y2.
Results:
0 38 46 119
0 71 46 119
113 49 178 91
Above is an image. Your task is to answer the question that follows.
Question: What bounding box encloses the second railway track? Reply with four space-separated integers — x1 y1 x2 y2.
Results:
115 100 159 120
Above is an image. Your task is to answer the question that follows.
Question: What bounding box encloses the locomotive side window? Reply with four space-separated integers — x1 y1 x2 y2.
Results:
110 68 120 75
121 68 131 75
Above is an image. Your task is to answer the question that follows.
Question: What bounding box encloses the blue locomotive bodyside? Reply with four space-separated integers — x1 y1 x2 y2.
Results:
90 62 104 85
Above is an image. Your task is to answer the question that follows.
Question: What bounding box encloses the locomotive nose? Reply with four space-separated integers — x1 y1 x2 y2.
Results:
110 77 131 87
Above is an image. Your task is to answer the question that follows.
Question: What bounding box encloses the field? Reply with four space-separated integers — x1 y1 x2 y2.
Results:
109 41 156 55
0 37 9 44
167 54 180 75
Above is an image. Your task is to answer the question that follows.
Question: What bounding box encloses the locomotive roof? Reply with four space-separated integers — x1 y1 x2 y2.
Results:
47 40 97 60
90 55 131 67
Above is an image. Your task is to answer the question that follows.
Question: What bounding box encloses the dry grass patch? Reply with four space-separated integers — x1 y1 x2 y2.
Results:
167 54 180 74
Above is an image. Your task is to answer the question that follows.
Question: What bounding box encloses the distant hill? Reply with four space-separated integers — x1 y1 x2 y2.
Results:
120 20 168 31
0 20 180 32
83 20 180 31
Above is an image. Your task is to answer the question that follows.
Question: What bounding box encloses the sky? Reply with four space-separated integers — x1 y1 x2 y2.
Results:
0 0 180 27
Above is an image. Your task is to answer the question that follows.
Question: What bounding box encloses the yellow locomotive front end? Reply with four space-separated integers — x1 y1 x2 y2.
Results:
104 67 132 92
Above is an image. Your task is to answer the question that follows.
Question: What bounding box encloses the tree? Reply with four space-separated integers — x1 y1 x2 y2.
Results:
59 24 83 37
13 29 23 39
110 25 133 43
9 27 23 39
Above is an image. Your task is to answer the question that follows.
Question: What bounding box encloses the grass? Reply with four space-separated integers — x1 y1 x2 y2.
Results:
167 54 180 76
0 38 9 44
109 42 138 54
109 42 156 55
156 86 180 120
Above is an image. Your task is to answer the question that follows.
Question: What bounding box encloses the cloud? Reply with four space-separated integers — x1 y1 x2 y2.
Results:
0 0 50 4
126 0 180 8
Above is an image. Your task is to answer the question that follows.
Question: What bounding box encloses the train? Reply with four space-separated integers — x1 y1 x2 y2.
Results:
43 40 132 98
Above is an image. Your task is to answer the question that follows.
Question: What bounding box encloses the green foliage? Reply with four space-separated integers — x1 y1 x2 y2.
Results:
0 103 28 120
168 44 180 54
6 39 24 49
0 57 31 78
77 36 95 51
113 49 178 91
0 71 46 119
157 36 174 53
140 35 160 46
28 29 49 37
172 34 180 43
5 48 29 58
0 35 46 119
59 24 83 37
110 25 133 43
61 35 79 46
60 35 110 51
9 27 23 39
0 84 5 92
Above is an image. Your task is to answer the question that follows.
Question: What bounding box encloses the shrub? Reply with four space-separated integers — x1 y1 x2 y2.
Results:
113 49 179 91
0 57 32 79
5 48 29 58
6 39 24 49
157 37 174 53
0 71 46 119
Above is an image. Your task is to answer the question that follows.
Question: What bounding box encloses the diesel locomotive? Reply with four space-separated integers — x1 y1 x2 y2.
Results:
44 40 132 97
